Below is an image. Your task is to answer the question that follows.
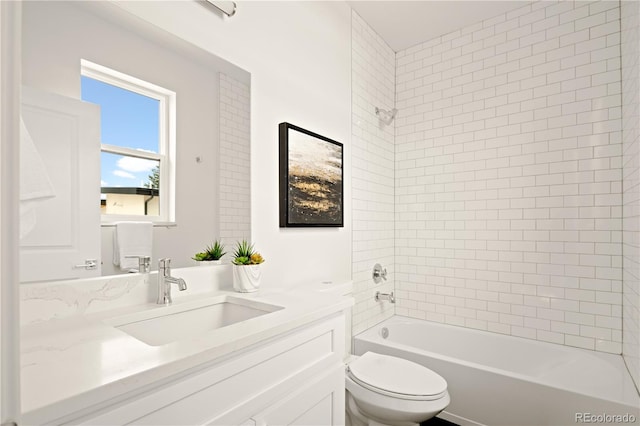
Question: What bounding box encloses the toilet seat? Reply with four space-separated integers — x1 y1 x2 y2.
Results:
347 352 447 401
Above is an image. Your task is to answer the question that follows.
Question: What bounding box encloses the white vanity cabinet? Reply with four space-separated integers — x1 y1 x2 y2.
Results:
250 365 344 425
59 313 345 426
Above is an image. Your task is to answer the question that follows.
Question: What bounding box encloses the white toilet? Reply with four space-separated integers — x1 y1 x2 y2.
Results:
304 280 450 426
345 352 450 426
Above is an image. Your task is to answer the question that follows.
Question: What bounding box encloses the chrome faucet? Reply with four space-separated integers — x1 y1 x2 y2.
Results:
125 255 151 273
157 258 187 305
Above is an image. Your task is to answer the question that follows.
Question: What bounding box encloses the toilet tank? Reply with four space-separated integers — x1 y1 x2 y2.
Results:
303 280 353 358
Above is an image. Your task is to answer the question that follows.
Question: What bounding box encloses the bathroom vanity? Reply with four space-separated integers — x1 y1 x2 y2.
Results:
20 267 351 425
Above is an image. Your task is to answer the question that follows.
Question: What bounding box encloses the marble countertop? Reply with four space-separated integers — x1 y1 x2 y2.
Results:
20 272 353 424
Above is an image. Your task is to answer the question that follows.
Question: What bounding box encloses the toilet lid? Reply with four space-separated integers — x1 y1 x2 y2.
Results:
348 352 447 398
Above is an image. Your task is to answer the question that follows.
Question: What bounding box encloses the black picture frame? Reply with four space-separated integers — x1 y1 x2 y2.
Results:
279 122 344 227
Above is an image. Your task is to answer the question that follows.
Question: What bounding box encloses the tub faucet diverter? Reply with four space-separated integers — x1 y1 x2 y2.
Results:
157 258 187 305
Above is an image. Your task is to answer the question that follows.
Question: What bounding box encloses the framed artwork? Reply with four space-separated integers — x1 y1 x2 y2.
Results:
279 122 343 227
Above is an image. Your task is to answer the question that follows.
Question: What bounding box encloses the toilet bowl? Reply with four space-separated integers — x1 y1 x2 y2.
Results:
345 352 450 426
302 281 449 425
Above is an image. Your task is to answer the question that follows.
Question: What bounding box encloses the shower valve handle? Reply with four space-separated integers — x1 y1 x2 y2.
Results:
372 263 387 283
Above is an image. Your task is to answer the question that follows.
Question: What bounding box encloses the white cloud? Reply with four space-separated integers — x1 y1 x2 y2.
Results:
136 148 156 154
101 180 108 186
113 170 136 179
117 156 157 173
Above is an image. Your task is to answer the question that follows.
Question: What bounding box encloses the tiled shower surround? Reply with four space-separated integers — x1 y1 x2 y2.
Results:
622 0 640 390
352 0 640 369
351 11 396 334
394 0 623 354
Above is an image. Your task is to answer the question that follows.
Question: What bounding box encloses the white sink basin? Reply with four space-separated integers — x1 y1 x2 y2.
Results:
105 296 283 346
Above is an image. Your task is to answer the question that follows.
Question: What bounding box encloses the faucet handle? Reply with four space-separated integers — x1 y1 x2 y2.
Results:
158 258 172 276
372 263 388 283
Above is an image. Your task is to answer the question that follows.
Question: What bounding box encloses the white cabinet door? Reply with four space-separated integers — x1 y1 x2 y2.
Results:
252 364 345 426
20 86 101 282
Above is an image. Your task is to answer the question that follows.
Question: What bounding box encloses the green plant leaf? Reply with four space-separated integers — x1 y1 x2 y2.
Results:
194 239 226 261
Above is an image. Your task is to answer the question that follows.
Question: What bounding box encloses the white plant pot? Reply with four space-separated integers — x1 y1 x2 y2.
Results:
196 260 222 266
233 264 262 293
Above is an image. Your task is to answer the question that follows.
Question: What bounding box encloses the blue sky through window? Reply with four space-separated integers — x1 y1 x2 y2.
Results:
81 76 160 188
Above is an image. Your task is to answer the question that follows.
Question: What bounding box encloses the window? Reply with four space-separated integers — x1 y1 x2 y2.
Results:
80 60 176 223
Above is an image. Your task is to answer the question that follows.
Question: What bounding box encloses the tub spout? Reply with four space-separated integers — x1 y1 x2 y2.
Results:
375 291 395 303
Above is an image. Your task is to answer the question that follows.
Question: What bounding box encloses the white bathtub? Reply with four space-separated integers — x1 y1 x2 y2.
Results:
354 316 640 426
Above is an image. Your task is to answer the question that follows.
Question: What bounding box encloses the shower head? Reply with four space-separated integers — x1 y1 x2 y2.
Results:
375 107 398 125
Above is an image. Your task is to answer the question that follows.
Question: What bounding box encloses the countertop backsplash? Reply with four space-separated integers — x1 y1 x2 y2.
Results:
20 265 233 325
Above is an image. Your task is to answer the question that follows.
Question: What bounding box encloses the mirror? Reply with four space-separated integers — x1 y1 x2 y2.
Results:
20 1 251 281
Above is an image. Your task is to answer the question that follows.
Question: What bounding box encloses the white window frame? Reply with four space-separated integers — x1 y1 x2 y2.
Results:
81 60 176 225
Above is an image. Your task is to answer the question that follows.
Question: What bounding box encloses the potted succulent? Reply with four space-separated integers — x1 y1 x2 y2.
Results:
232 240 265 292
193 240 226 265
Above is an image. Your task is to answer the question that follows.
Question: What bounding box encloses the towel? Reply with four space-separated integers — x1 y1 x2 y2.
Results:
19 117 55 239
113 222 152 272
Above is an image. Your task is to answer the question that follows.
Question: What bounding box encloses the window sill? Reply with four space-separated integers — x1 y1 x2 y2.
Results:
101 221 177 228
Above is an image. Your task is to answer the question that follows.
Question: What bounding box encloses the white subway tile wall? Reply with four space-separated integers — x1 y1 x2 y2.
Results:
394 1 623 354
219 74 251 245
352 11 396 335
622 0 640 390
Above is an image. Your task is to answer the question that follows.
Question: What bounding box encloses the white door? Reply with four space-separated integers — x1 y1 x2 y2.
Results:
2 1 22 422
20 86 101 282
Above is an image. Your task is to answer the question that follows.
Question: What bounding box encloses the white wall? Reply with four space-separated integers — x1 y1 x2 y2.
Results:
394 0 623 354
622 0 640 391
351 11 396 334
116 1 353 287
